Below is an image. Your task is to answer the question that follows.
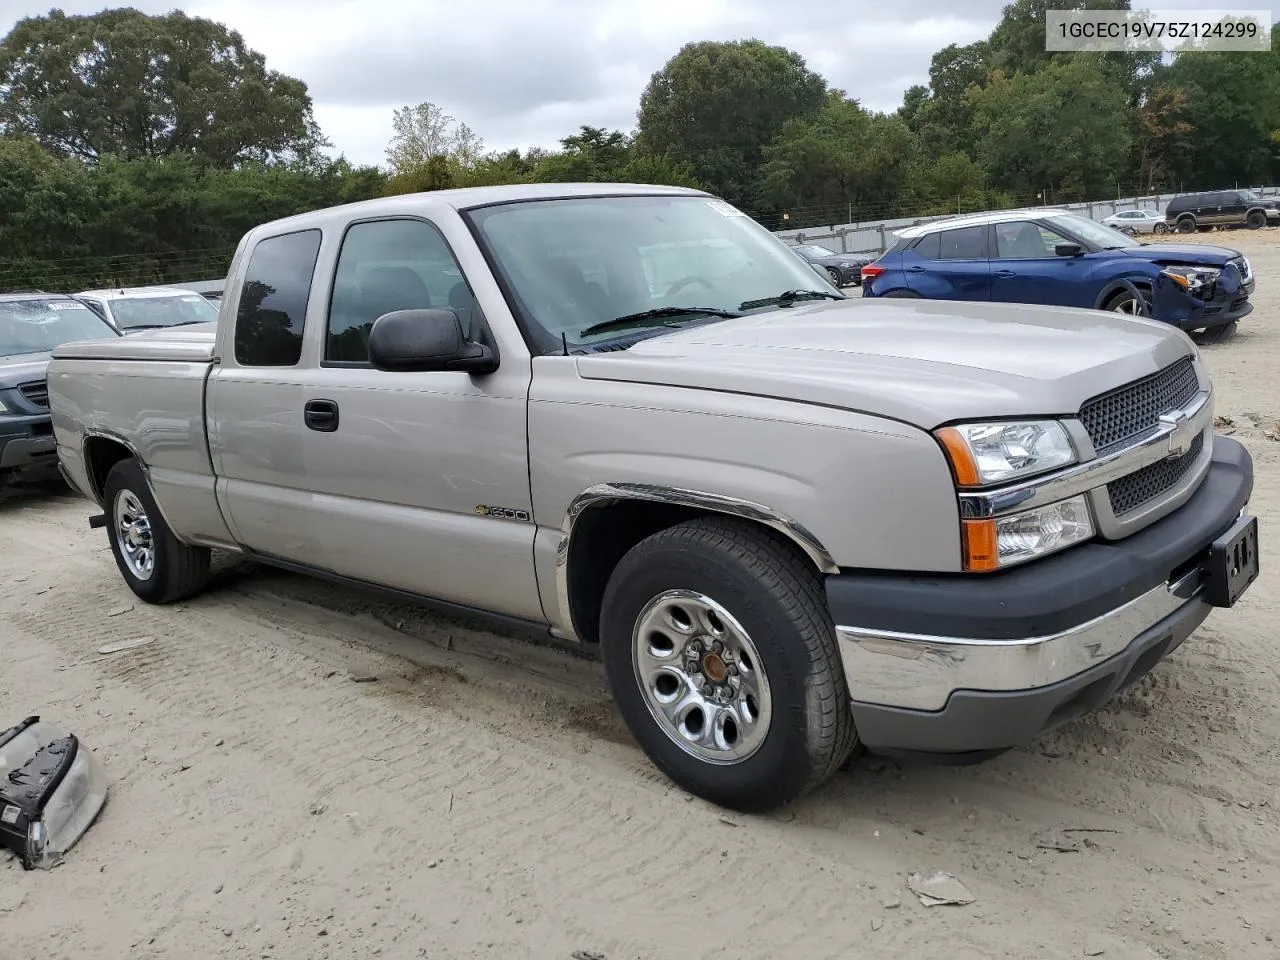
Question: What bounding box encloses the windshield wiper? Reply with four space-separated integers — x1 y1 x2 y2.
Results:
739 289 845 310
122 320 205 331
578 306 742 339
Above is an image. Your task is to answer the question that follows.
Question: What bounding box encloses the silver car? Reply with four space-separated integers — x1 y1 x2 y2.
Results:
75 286 220 335
1101 209 1168 236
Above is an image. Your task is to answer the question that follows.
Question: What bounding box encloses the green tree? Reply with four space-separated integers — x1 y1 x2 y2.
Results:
385 101 485 175
757 95 915 224
907 41 992 157
636 39 827 206
0 8 325 165
970 57 1133 199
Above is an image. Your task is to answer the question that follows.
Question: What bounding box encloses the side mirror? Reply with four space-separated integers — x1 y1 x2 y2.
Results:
368 308 498 374
1055 242 1084 257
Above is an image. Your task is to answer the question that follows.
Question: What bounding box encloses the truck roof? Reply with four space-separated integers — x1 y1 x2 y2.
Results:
247 182 712 236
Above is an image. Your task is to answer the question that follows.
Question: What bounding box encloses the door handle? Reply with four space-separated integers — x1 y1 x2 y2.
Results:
906 265 925 273
304 399 339 432
993 269 1016 278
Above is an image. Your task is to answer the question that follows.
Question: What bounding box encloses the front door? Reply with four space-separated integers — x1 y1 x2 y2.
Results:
988 219 1094 309
298 216 541 621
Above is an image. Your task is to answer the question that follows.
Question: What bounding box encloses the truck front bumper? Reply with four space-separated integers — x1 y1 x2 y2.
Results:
828 436 1257 758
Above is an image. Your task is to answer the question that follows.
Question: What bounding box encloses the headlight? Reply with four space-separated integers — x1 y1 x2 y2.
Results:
1162 265 1219 293
962 495 1095 571
935 420 1076 486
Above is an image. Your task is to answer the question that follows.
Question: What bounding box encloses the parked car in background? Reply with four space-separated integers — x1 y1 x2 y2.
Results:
1164 190 1280 233
1 293 120 487
44 184 1259 812
788 243 873 286
1102 209 1167 235
74 286 220 334
861 208 1253 342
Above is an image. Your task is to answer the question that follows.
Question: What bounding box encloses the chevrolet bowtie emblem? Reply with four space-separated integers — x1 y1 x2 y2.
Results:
1159 409 1195 459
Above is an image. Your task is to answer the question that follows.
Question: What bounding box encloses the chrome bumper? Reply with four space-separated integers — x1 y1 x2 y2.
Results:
835 568 1206 713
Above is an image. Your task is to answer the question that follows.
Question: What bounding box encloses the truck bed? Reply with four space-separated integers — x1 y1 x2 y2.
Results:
47 322 234 547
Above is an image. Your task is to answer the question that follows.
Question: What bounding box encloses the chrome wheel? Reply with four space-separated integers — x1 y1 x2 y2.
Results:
114 489 155 581
826 267 842 287
1111 294 1146 315
631 589 772 764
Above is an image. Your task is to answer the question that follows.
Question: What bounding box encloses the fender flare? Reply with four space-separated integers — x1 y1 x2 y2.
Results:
553 482 839 643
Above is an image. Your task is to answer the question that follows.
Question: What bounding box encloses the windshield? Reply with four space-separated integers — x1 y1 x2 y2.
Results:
1053 212 1140 249
109 293 218 330
0 299 119 358
465 195 838 351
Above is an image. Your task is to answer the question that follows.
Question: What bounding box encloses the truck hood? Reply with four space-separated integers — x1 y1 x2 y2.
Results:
0 352 51 390
1117 243 1241 266
575 298 1195 429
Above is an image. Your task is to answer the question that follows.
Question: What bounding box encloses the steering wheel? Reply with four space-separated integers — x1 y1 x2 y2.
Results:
664 275 714 297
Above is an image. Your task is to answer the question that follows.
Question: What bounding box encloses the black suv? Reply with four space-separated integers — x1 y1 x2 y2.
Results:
1 292 121 487
1164 190 1280 233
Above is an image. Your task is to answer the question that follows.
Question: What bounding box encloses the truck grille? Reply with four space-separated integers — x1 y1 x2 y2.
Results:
1078 357 1199 455
1107 432 1204 516
18 380 49 408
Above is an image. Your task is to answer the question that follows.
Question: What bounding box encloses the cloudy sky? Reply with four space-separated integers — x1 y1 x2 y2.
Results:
2 1 1274 167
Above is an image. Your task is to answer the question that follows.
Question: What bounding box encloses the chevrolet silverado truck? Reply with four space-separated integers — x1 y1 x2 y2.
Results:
45 184 1260 812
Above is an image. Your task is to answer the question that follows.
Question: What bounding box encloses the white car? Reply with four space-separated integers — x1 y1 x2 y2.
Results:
74 286 220 335
1101 209 1168 236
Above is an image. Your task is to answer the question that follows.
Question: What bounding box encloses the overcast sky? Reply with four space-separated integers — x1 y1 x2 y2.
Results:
3 1 1276 167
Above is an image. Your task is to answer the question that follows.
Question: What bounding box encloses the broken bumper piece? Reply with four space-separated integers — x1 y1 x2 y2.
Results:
0 716 109 870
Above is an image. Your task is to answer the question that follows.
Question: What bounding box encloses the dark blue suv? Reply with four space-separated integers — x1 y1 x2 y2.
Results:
861 209 1253 342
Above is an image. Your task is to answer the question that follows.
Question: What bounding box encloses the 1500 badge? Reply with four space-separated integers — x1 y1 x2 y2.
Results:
475 505 531 522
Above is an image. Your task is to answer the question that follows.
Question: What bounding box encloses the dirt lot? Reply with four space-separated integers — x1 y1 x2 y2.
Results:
3 232 1279 960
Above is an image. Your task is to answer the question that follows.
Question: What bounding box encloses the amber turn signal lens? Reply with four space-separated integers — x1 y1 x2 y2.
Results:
935 426 981 486
961 519 1000 572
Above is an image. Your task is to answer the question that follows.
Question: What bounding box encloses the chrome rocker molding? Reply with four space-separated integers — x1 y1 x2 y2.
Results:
959 389 1212 520
835 567 1207 713
554 483 838 643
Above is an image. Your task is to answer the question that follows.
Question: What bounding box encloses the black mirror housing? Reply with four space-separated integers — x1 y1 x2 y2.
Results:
1055 242 1084 257
368 309 498 374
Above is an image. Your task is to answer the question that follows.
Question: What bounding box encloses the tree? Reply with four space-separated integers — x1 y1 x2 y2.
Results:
1133 86 1193 191
384 101 484 173
757 95 916 226
636 39 828 207
0 8 326 166
970 57 1133 199
908 41 992 157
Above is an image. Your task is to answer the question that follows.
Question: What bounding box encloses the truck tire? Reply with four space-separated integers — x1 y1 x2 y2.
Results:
598 516 858 812
103 459 211 604
1177 215 1196 234
1247 210 1266 229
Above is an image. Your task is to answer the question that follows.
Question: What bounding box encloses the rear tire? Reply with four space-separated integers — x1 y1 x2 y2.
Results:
103 459 210 604
826 267 843 287
599 517 858 812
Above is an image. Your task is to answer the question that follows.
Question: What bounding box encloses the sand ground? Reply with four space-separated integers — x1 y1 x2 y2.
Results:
2 230 1279 960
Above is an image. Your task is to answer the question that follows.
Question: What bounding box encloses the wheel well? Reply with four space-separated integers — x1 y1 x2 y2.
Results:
1177 213 1196 221
83 436 135 502
1099 280 1151 310
564 501 814 645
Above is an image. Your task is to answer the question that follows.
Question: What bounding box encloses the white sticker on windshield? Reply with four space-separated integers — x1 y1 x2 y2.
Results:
181 296 204 303
705 200 746 218
48 301 87 310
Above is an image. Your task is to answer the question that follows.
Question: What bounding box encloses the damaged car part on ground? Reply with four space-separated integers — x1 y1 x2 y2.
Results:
0 716 110 870
44 183 1261 813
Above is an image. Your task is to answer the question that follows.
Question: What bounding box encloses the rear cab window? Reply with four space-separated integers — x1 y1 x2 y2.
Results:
233 229 323 367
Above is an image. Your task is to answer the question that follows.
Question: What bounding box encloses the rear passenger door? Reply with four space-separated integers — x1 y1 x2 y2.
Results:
905 225 991 300
299 217 541 622
207 229 326 562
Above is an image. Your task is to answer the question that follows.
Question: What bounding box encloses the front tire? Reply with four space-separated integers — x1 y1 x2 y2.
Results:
1104 287 1151 317
1193 321 1238 344
1177 216 1196 234
103 459 211 604
1247 210 1266 229
599 517 858 812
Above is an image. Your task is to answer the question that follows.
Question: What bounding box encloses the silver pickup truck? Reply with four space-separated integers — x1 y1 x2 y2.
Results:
46 184 1260 811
